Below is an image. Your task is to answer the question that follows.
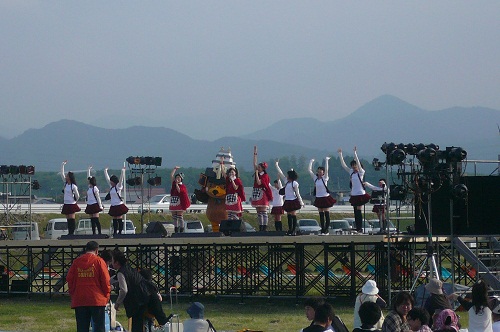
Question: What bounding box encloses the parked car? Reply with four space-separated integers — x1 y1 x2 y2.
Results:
137 194 171 214
12 222 40 240
345 218 373 234
75 218 111 236
368 219 398 234
110 220 136 235
184 220 204 233
296 219 321 235
45 218 68 239
329 220 353 235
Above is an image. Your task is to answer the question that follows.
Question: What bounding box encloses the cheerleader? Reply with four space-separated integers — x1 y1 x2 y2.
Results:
60 161 81 235
104 166 128 235
251 146 273 231
84 166 103 235
338 147 369 233
276 161 304 235
308 156 336 235
364 179 389 233
169 166 191 233
270 176 284 231
221 166 245 220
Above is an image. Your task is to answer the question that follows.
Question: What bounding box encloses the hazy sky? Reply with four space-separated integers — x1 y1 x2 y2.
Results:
1 1 499 140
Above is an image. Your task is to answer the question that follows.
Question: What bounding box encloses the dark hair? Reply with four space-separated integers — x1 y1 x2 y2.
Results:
85 241 99 252
227 167 239 178
139 268 153 281
471 281 489 314
359 302 382 326
109 175 119 185
100 249 113 263
88 176 97 186
112 249 127 266
67 171 77 185
287 169 298 181
392 291 414 311
273 180 279 184
314 303 335 325
350 160 364 168
407 307 429 326
317 166 325 172
304 297 325 310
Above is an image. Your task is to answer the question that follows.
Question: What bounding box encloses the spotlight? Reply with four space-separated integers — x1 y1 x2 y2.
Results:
9 165 20 175
126 156 141 165
126 177 142 186
389 185 406 200
451 184 468 200
0 165 9 175
417 147 437 165
26 165 35 175
446 147 467 162
405 143 418 155
154 157 162 167
31 180 41 190
387 149 406 165
147 176 162 186
142 157 155 165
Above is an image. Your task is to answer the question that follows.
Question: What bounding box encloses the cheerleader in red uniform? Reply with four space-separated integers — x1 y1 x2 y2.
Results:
84 166 103 234
308 156 336 235
60 161 81 235
222 166 246 220
105 166 128 235
251 146 273 231
169 166 191 233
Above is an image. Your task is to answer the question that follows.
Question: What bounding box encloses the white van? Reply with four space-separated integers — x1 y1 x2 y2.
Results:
75 218 110 235
44 218 68 239
12 222 40 240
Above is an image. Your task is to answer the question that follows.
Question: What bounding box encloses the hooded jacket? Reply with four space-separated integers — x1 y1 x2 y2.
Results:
67 252 110 308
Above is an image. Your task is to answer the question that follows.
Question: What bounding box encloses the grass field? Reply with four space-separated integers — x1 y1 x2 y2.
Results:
0 294 470 332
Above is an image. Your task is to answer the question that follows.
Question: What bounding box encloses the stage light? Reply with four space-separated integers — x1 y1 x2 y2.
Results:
126 156 141 165
26 165 35 175
9 165 20 175
451 184 468 200
147 176 162 186
19 165 27 174
126 177 142 186
389 185 406 200
446 147 467 162
380 142 389 154
0 165 9 175
141 157 154 165
417 147 437 165
31 180 41 190
387 149 406 165
427 143 439 151
154 157 162 167
415 143 426 152
405 143 418 155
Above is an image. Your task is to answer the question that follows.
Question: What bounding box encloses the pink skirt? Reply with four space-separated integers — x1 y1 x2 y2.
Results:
313 195 336 208
61 203 81 215
108 204 129 217
271 206 284 215
349 194 371 207
251 188 269 207
85 203 103 214
283 199 301 212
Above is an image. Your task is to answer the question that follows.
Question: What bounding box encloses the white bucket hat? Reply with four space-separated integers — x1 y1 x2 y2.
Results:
425 278 443 295
362 280 379 295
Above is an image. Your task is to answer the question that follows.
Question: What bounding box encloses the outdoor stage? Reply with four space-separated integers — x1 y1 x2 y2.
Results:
1 233 497 301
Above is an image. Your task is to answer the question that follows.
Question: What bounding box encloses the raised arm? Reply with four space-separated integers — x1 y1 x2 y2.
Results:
364 182 382 191
253 146 258 170
119 167 125 185
324 156 331 181
104 168 111 186
60 161 67 182
171 166 180 182
275 160 286 182
87 166 92 179
307 159 315 179
337 148 350 173
353 147 364 173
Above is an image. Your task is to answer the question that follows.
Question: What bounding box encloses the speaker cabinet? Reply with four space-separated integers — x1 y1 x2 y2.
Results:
219 220 245 236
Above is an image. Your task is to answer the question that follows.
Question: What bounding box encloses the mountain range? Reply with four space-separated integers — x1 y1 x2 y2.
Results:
1 95 498 172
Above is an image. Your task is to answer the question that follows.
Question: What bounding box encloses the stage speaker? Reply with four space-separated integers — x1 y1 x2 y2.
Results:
231 231 287 237
146 221 167 236
171 232 224 238
113 233 164 239
414 176 500 236
11 279 29 293
60 234 110 240
219 220 245 236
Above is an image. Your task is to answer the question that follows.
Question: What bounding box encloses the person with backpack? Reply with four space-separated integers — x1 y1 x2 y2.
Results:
60 160 81 235
308 156 336 235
